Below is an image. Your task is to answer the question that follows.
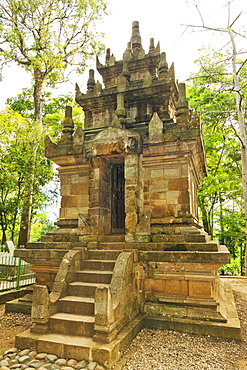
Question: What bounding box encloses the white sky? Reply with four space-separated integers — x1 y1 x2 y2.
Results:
0 0 246 108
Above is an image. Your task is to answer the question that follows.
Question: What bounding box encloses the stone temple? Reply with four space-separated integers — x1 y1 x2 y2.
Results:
15 21 240 369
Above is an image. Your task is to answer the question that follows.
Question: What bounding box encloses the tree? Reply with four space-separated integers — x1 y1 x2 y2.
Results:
187 58 246 274
0 0 107 122
3 89 84 245
0 0 104 245
0 107 53 245
6 88 84 139
186 0 247 273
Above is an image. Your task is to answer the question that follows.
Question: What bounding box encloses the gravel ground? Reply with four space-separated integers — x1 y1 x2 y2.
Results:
120 329 247 370
0 278 247 370
0 311 32 329
118 278 247 370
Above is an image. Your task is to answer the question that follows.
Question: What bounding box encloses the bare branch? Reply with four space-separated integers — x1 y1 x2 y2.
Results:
195 4 205 27
186 23 227 33
229 120 245 147
173 26 189 47
229 11 243 28
236 58 247 75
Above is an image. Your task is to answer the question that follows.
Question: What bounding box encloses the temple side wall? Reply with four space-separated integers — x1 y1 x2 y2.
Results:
142 141 201 225
59 164 90 221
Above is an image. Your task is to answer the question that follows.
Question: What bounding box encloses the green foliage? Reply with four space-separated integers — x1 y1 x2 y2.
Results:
1 87 84 244
0 0 107 121
0 0 107 80
6 88 84 140
219 258 241 276
187 52 247 274
0 107 53 244
0 0 102 242
30 212 56 242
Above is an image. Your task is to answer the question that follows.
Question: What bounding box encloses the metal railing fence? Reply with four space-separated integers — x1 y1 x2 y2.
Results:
0 253 35 292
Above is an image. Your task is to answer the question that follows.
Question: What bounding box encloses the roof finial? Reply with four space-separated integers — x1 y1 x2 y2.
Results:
87 69 95 92
158 52 168 78
105 48 111 65
61 106 74 141
130 21 142 51
149 38 155 53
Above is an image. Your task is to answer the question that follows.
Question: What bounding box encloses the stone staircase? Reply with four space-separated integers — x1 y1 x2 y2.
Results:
15 230 241 367
15 247 144 368
48 250 119 339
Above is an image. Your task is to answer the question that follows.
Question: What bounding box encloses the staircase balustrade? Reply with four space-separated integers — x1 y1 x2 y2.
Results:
94 250 143 343
31 248 87 334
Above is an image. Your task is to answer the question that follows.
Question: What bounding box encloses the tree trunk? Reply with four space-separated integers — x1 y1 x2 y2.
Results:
199 198 211 235
33 68 45 123
18 68 45 246
1 227 7 245
228 28 247 275
11 179 22 242
17 196 32 247
0 213 7 245
219 193 225 245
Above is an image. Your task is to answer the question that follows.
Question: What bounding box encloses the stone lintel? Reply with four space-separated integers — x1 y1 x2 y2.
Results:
138 250 229 264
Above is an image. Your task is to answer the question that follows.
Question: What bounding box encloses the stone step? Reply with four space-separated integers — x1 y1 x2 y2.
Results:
58 296 94 315
81 259 115 271
41 234 80 243
16 314 145 366
183 228 207 235
124 241 219 252
22 331 114 364
185 234 211 243
162 241 219 252
68 281 110 297
186 241 218 251
75 270 113 284
145 301 227 323
88 249 121 260
157 295 218 308
152 235 185 243
49 313 95 337
101 234 125 242
97 242 124 250
14 248 66 261
26 241 85 250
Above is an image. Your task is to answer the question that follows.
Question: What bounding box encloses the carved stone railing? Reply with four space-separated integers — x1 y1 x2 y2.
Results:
93 250 144 343
30 248 88 334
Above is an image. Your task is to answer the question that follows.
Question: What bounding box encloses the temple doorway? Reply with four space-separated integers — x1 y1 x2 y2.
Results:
111 163 125 233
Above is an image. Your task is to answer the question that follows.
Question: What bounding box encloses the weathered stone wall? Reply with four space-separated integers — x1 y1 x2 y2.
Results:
88 156 111 235
125 153 142 236
59 164 90 221
144 261 219 302
143 141 201 225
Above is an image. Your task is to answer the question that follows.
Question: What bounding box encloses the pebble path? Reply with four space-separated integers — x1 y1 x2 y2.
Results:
0 348 105 370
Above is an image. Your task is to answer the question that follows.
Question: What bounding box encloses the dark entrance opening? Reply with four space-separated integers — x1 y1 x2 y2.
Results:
111 163 125 233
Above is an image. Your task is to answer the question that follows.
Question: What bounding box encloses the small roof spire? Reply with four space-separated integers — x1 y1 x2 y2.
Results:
105 48 111 65
130 21 142 51
61 105 74 142
158 52 168 78
149 38 155 53
87 69 95 92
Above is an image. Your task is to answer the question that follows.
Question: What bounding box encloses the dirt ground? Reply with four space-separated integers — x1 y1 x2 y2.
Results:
0 277 247 369
225 278 247 370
